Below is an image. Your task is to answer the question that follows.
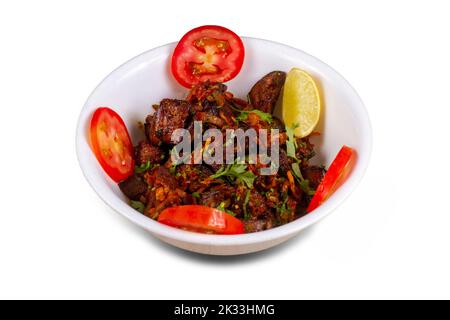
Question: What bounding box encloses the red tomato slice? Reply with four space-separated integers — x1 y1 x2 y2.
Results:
158 205 245 235
171 25 245 88
307 146 356 213
90 107 135 182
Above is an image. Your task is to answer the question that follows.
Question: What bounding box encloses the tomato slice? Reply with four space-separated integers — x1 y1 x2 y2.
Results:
171 25 245 88
90 107 135 182
307 146 356 213
158 205 245 235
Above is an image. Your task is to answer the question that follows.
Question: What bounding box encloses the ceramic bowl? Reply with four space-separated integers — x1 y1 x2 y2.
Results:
76 37 372 255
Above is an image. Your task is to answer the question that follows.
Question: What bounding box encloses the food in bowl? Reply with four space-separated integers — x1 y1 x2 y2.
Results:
88 26 355 235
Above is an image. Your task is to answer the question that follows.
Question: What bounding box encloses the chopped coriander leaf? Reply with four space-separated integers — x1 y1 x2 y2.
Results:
235 112 249 122
285 124 299 159
285 123 316 196
286 140 296 159
291 162 304 181
135 161 152 174
238 171 257 188
211 166 225 178
243 189 251 220
130 200 145 213
299 179 316 196
210 163 256 188
228 103 273 124
192 192 200 198
217 201 226 210
217 202 236 216
249 110 273 123
290 163 314 195
278 194 290 215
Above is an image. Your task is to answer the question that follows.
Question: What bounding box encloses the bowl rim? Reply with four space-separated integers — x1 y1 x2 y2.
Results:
76 37 373 247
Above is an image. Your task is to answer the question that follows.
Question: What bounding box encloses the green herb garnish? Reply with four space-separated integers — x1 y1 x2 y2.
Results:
228 103 273 124
285 124 299 158
299 179 316 196
135 161 152 174
243 189 251 220
217 201 236 216
291 162 303 180
130 200 145 213
278 194 290 215
285 124 316 196
210 163 256 188
291 161 315 195
192 192 200 198
235 109 273 124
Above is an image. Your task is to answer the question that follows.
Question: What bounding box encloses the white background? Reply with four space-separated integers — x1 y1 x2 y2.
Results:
1 0 449 300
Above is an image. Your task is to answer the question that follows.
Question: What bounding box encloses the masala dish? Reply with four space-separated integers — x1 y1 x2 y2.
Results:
89 25 355 234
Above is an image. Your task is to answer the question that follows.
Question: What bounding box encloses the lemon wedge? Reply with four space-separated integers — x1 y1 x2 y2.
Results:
282 68 321 138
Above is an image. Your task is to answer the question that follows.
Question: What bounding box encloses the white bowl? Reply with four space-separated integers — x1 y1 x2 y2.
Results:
76 37 372 255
